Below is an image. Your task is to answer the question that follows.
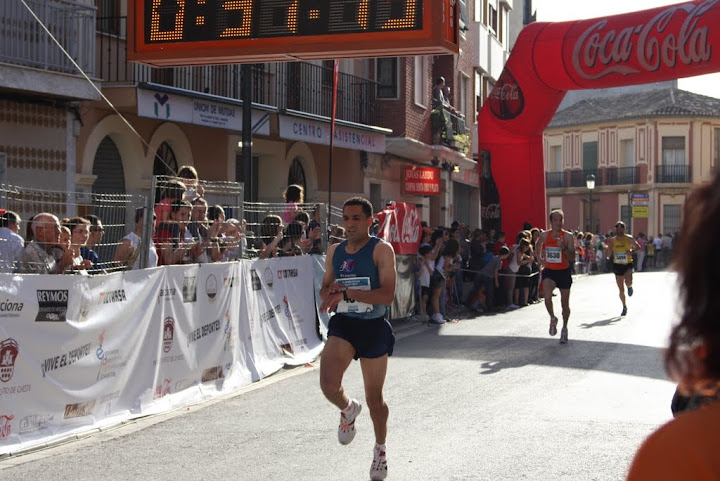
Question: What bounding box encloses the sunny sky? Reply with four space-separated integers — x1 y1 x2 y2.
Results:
533 0 720 98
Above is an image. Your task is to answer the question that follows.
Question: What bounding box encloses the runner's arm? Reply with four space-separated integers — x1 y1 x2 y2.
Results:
319 243 342 312
536 232 547 266
564 232 576 263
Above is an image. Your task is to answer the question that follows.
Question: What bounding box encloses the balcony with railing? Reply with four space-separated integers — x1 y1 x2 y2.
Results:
656 164 691 183
569 169 600 188
96 17 377 126
431 107 468 154
0 0 97 99
605 166 641 185
545 172 566 189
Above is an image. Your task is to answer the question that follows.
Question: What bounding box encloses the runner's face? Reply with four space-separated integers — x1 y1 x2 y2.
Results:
550 213 564 231
342 205 371 241
615 225 625 234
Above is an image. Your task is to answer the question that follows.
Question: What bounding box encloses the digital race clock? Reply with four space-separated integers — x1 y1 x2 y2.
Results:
128 0 459 66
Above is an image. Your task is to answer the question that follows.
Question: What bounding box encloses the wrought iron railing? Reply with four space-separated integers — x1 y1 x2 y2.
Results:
569 169 599 188
605 166 641 185
545 172 565 189
0 0 96 75
656 164 691 183
96 17 377 125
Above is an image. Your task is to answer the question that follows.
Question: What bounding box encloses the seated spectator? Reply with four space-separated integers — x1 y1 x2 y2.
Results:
154 200 203 265
16 213 74 274
81 214 104 270
63 217 94 273
258 215 283 259
113 207 158 269
0 210 24 273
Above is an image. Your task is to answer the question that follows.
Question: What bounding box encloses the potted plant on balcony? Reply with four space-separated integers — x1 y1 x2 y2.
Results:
452 133 470 156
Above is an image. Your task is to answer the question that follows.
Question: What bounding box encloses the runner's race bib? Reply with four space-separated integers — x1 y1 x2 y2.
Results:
614 251 629 264
335 277 374 314
546 246 562 264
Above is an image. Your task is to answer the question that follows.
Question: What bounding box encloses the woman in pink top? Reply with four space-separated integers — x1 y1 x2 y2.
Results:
281 184 304 224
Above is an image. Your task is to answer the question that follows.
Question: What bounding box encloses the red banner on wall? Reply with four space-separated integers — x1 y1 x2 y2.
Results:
403 167 441 195
375 203 421 255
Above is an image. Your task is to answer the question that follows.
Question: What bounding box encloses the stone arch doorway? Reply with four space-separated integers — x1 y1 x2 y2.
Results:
153 141 179 177
91 135 126 264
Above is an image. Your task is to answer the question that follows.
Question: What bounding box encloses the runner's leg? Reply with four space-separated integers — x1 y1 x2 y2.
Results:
320 336 356 409
360 355 390 445
559 288 571 329
543 278 557 319
615 274 626 308
625 268 633 290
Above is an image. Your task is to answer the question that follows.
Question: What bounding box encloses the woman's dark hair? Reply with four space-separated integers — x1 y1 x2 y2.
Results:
207 205 225 221
295 211 310 225
441 238 460 258
283 184 304 203
666 172 720 390
430 229 445 247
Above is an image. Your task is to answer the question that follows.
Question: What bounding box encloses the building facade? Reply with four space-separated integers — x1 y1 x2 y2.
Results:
544 87 720 237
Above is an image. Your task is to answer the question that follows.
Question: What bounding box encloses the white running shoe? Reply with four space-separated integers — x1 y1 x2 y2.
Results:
549 316 558 336
370 444 388 480
338 399 361 445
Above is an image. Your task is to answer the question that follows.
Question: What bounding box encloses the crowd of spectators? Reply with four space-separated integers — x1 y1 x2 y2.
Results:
412 219 678 323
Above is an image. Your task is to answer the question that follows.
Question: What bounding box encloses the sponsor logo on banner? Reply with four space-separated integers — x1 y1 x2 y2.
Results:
205 274 218 301
98 289 127 305
1 338 20 383
0 414 13 440
279 343 294 355
0 297 24 318
159 286 177 299
276 269 299 279
187 320 221 346
571 0 717 80
259 304 282 324
95 331 127 381
201 366 224 382
175 378 197 392
223 310 234 352
64 400 96 419
249 269 261 291
35 289 69 322
163 317 175 353
223 275 237 288
183 276 197 303
153 379 172 400
19 414 54 434
488 69 524 120
282 296 293 322
264 267 274 289
41 342 92 377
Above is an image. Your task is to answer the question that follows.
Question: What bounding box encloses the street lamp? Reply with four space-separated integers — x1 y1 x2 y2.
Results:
586 174 596 233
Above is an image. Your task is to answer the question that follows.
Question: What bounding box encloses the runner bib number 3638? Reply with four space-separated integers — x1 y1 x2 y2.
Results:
546 247 562 264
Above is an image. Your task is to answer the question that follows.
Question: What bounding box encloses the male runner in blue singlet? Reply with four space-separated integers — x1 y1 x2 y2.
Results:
319 197 397 481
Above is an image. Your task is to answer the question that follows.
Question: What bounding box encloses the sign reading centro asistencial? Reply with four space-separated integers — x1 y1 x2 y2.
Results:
278 115 386 153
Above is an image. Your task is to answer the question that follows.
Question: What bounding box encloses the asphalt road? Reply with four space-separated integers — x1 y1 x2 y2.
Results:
1 270 678 480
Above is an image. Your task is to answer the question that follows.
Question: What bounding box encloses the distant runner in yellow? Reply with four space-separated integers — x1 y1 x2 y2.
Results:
605 221 641 316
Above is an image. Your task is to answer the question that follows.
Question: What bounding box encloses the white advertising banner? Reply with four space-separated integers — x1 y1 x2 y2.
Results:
278 115 386 153
0 257 322 456
137 88 271 135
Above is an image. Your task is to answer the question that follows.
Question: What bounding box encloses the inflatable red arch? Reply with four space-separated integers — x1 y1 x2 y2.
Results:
478 0 720 235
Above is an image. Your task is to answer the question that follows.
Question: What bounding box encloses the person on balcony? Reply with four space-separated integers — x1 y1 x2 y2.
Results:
431 77 455 144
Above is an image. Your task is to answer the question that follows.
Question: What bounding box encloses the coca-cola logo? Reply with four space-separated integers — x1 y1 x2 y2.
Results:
489 69 524 120
481 203 502 220
379 205 421 246
572 0 717 80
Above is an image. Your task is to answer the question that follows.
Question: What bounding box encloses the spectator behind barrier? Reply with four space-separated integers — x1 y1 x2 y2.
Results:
259 215 283 259
155 179 187 227
0 210 24 273
154 200 203 265
63 217 94 273
114 207 158 269
282 184 304 224
16 213 74 274
82 214 103 269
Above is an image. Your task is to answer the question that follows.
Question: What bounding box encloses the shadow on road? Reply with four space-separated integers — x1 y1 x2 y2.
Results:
393 331 668 381
578 317 624 329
